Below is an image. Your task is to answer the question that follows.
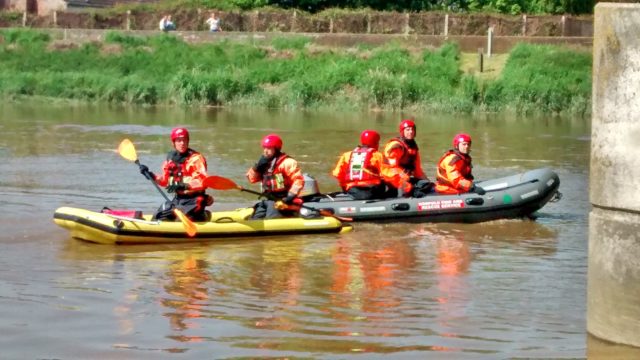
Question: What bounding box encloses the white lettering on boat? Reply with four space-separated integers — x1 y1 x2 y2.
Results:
520 190 539 199
338 207 357 214
418 199 465 211
546 178 555 187
359 206 386 213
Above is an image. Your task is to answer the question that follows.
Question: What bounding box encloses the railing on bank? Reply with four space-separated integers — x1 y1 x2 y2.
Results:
0 9 593 37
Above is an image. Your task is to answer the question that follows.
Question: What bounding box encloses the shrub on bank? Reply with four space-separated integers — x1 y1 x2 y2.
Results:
483 43 591 114
0 29 591 115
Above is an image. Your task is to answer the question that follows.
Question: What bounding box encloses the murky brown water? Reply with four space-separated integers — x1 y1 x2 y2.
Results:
1 102 638 358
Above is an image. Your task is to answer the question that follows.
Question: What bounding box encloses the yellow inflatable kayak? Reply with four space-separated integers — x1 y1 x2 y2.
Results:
54 206 352 245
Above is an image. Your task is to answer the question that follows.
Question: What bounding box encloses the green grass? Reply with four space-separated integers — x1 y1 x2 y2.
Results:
0 29 592 115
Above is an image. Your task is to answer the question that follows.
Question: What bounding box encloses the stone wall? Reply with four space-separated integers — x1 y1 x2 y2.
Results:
10 28 591 55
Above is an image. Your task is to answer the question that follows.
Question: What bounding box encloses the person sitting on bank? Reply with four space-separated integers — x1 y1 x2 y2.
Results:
382 119 433 198
332 130 387 200
159 15 176 32
435 132 485 195
205 12 222 32
139 127 212 221
246 134 305 219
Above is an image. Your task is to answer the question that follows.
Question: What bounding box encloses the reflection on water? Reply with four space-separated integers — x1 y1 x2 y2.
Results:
4 102 638 358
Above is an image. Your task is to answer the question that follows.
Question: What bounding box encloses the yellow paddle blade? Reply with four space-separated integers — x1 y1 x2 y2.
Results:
174 209 197 237
117 139 138 162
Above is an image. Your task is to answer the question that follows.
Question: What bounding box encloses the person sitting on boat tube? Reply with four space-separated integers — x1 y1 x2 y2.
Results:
246 133 305 219
381 119 433 198
332 129 387 200
139 127 212 221
435 133 486 195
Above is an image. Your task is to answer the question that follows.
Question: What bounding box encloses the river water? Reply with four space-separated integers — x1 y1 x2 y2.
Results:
0 102 637 359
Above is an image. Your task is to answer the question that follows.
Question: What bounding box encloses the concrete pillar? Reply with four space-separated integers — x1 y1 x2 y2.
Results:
588 3 640 348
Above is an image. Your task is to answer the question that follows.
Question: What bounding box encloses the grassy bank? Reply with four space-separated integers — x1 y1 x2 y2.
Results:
0 29 591 115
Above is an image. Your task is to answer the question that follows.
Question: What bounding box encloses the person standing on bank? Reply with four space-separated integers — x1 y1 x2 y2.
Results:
435 133 485 195
246 134 305 219
332 130 387 200
139 127 212 221
205 12 222 32
382 119 432 198
159 15 176 32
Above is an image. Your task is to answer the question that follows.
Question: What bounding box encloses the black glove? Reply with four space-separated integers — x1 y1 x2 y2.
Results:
139 164 155 181
254 155 271 173
471 184 486 195
282 193 296 204
167 182 188 193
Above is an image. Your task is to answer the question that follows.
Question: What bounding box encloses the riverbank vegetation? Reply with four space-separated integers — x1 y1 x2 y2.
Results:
0 29 591 115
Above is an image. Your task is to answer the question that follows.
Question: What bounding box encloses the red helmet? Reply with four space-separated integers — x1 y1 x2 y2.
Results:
399 119 416 134
453 133 472 148
170 127 189 142
261 134 283 150
360 130 380 149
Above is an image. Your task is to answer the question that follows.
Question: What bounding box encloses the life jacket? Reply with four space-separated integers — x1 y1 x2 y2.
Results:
262 154 291 195
390 137 419 173
436 149 473 188
345 146 381 189
166 148 206 197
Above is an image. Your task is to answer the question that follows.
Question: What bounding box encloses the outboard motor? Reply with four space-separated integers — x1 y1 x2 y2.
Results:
300 173 320 198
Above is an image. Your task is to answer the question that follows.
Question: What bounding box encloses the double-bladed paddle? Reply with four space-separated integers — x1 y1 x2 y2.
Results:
203 175 352 222
117 139 197 237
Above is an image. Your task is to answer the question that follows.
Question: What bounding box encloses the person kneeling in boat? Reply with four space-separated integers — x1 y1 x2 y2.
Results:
139 127 212 221
381 119 433 198
435 133 485 195
246 134 305 219
332 130 387 200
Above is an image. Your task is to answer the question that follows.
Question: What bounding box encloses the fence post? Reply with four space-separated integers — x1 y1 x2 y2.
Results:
291 10 297 32
444 14 449 36
561 15 566 36
487 26 493 58
253 10 258 32
366 13 371 34
522 14 527 36
404 12 410 35
52 10 57 28
22 11 27 27
329 17 334 33
126 10 131 31
478 47 484 73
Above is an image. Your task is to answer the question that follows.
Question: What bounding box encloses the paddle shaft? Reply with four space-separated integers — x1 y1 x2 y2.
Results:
136 159 171 202
237 186 350 220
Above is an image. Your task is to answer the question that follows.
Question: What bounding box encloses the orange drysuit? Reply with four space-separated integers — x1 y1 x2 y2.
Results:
435 149 474 194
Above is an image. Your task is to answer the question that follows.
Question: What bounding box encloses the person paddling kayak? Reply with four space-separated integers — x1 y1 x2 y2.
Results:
139 127 212 221
246 133 305 219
